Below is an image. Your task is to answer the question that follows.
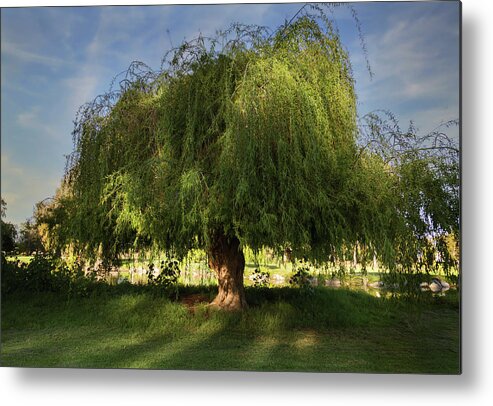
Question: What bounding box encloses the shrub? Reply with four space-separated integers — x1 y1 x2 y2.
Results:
289 261 314 295
147 259 180 299
251 268 270 287
1 253 102 298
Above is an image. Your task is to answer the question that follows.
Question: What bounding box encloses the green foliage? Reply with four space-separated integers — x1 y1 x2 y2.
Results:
358 111 459 275
21 254 53 292
17 219 44 255
1 221 17 254
251 268 270 287
1 253 104 298
331 263 349 284
58 13 378 260
1 199 18 254
43 9 458 281
2 254 49 294
288 260 314 295
146 259 180 299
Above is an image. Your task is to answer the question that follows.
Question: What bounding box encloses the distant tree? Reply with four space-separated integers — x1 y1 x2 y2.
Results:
52 11 458 309
358 111 459 272
32 185 74 257
18 219 44 255
32 197 56 253
1 199 18 254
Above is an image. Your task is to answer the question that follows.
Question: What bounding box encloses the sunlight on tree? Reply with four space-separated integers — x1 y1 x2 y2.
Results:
38 7 459 310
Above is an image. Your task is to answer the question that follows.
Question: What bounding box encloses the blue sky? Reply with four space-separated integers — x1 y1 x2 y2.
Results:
1 1 460 226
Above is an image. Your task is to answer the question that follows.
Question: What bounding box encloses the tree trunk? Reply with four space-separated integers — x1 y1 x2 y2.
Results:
207 232 247 311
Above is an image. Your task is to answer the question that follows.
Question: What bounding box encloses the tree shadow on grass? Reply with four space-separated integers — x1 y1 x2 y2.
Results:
1 288 460 373
142 290 461 373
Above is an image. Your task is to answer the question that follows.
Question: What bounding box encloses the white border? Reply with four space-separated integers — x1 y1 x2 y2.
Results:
2 1 492 405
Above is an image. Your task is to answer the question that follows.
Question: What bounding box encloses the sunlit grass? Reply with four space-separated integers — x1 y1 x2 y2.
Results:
1 287 460 373
5 255 33 264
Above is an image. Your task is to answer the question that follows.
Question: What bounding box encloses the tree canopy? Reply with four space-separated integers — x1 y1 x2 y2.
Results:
64 16 374 260
41 10 459 308
1 199 17 254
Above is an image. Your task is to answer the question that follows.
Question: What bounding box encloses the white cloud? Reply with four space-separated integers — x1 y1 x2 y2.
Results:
182 4 274 37
63 73 101 114
401 71 457 100
363 10 458 99
16 109 38 127
60 7 161 114
1 40 72 69
85 7 156 63
412 106 460 137
351 5 459 138
15 107 62 139
1 153 24 179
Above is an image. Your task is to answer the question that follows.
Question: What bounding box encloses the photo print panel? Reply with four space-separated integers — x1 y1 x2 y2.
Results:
1 1 460 374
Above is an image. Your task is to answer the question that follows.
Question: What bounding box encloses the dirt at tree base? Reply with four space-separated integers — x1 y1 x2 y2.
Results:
179 293 211 313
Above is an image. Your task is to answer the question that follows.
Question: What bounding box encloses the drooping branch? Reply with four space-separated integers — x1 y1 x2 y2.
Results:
358 110 459 167
52 7 459 282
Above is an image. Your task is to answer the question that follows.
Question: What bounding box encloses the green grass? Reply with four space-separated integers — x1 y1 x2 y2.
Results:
1 287 460 373
5 255 33 264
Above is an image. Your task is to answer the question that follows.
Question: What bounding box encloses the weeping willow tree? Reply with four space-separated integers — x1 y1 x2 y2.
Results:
358 111 459 275
50 10 458 309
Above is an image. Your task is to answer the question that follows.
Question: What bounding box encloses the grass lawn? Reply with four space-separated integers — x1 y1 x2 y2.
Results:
1 287 460 373
5 255 33 264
